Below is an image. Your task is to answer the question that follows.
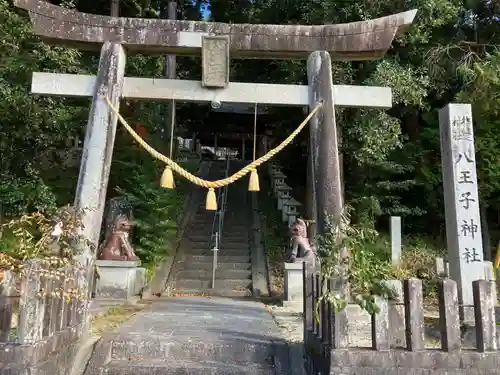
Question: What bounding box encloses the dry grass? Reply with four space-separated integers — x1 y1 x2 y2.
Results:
89 302 150 336
269 263 284 299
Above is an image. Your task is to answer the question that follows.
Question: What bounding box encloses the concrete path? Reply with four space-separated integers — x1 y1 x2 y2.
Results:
85 296 294 375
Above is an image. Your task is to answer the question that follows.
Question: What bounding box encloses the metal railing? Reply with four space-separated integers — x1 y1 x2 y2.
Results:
210 157 231 289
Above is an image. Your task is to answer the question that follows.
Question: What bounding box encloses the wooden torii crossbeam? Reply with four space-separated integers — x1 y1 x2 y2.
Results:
15 1 417 308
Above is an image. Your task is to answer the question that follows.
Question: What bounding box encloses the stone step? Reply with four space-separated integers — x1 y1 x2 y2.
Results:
221 229 250 235
185 245 249 253
103 359 274 375
183 231 213 238
186 223 213 229
188 223 248 230
187 224 213 230
176 261 251 271
189 218 215 225
191 211 216 217
174 278 252 291
167 288 252 298
111 337 274 362
187 236 248 243
219 242 249 249
222 230 250 235
176 269 252 280
188 223 215 229
223 225 249 230
186 242 250 251
187 225 248 232
184 249 250 257
190 213 216 219
183 255 250 263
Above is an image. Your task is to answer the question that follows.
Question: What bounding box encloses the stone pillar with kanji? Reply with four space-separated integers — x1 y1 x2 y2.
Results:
439 103 485 320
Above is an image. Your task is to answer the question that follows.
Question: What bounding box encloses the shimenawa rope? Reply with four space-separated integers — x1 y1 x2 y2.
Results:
104 96 322 210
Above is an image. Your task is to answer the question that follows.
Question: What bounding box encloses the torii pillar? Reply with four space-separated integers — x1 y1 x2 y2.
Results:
307 52 342 238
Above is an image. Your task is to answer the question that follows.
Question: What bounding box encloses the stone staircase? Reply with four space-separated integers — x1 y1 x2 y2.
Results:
168 161 253 297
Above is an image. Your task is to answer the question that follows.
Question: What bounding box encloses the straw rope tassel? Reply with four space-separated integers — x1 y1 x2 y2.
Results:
206 188 217 211
160 99 176 189
248 103 260 192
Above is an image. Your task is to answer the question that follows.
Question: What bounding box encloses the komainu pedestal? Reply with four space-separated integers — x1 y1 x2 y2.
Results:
95 260 145 300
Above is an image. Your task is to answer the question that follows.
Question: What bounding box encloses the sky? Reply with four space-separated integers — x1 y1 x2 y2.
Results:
200 1 210 19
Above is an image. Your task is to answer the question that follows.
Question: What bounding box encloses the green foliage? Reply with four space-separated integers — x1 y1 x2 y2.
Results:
259 176 289 265
316 210 446 316
366 60 431 108
456 52 500 206
0 0 88 217
0 205 87 273
315 210 396 315
114 156 198 271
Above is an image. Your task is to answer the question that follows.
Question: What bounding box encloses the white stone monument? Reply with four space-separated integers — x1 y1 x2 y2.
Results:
439 103 485 311
391 216 402 265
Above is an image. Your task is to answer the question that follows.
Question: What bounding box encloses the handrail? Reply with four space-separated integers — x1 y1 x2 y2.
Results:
210 157 231 289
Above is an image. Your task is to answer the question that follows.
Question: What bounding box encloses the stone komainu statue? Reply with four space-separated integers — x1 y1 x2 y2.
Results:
99 214 138 261
288 218 316 263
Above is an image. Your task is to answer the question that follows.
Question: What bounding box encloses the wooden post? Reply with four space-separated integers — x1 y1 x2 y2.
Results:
473 280 497 352
0 271 16 341
314 273 320 336
302 261 313 342
403 279 424 351
328 278 348 349
321 276 329 344
18 260 44 344
384 280 405 347
59 266 71 329
43 271 59 338
371 296 390 351
437 279 461 352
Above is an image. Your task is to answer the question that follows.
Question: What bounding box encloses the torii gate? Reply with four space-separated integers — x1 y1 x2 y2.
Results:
15 0 417 270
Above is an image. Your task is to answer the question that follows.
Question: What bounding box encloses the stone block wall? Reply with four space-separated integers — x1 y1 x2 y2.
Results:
0 261 86 375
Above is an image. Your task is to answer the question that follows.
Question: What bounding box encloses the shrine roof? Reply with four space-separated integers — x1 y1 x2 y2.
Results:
15 0 417 60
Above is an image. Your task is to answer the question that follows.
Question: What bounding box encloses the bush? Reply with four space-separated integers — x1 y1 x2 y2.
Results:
0 205 88 301
114 159 199 273
316 209 445 314
259 175 289 265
